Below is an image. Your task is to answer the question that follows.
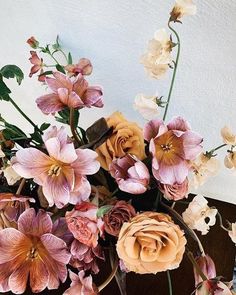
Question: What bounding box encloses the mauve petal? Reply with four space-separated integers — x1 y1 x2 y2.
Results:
29 65 41 77
41 233 71 264
72 149 100 175
167 116 191 132
43 175 70 208
0 228 30 263
70 176 91 204
64 284 82 295
72 74 88 97
36 93 64 114
118 179 147 194
46 72 72 93
83 86 103 108
144 119 167 142
18 208 52 236
42 126 67 144
182 131 203 160
30 260 49 293
68 92 84 108
158 162 189 185
134 161 150 180
57 87 70 104
8 263 30 294
11 148 51 179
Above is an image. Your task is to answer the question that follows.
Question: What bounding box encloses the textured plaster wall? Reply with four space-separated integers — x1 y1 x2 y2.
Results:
0 0 236 203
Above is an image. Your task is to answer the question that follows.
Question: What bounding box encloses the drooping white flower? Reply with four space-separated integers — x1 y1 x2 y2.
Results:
224 151 236 169
134 94 159 120
182 195 217 235
221 126 236 146
2 162 21 185
141 29 172 79
190 153 220 189
228 222 236 244
170 0 197 22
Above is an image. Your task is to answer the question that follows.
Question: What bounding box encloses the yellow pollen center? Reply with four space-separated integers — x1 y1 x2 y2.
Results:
27 247 38 260
48 164 61 177
161 143 173 152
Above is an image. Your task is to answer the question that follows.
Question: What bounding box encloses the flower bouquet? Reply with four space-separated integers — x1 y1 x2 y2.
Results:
0 0 235 294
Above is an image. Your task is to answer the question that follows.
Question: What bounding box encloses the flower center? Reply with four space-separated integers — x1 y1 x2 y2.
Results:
48 164 62 177
160 143 173 152
27 247 38 260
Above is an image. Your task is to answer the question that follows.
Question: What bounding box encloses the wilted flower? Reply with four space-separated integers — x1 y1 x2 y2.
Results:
0 193 34 229
0 208 71 293
194 255 216 286
11 126 100 208
29 51 43 77
117 212 186 274
66 202 104 248
65 58 93 77
158 178 189 201
96 112 146 170
134 93 159 120
196 280 233 295
109 154 150 194
224 151 236 169
2 161 21 185
70 240 104 274
221 126 236 146
27 36 39 49
103 200 136 236
144 116 202 185
228 222 236 244
190 153 220 189
170 0 197 22
141 29 173 79
64 270 98 295
36 72 103 114
182 195 217 235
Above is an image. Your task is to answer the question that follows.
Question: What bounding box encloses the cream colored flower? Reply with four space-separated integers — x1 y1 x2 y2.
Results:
221 126 236 146
170 0 197 22
182 195 217 235
190 153 220 189
228 222 236 244
134 94 159 120
224 152 236 169
141 29 172 79
2 162 21 185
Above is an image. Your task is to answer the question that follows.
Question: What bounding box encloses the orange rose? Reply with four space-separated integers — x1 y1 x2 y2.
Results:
116 212 187 274
96 112 146 170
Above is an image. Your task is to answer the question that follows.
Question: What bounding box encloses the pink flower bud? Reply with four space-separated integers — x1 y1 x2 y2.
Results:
27 36 39 49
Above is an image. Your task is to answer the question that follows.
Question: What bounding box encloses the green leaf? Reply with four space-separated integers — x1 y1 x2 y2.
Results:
41 45 50 54
0 65 24 85
55 108 80 126
40 123 50 131
68 52 73 64
52 35 61 51
97 205 113 218
56 64 66 74
39 70 53 77
0 78 11 101
30 127 43 144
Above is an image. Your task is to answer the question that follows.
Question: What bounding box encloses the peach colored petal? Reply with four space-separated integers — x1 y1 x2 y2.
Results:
29 259 49 293
8 262 30 294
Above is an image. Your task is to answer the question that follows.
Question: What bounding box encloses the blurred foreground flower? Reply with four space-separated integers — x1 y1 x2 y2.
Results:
141 29 173 79
2 161 22 185
224 152 236 170
182 195 217 235
0 208 71 293
221 126 236 146
117 212 186 274
170 0 197 22
64 270 98 295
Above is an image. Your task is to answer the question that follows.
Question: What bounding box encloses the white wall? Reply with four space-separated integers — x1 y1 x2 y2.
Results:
0 0 236 203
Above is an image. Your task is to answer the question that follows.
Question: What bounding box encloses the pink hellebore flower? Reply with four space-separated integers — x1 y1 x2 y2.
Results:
11 126 100 208
36 71 103 114
144 117 203 185
29 51 43 77
64 270 98 295
66 201 104 248
0 208 71 294
65 58 93 77
109 154 150 194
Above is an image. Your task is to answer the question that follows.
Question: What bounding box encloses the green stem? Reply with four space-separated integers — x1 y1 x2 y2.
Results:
49 53 60 65
163 22 181 121
8 97 42 134
187 251 208 281
167 271 173 295
59 49 68 63
69 107 81 145
208 143 227 155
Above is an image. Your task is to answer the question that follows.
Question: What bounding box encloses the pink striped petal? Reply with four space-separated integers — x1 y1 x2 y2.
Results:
144 119 167 142
36 93 64 114
118 179 147 194
158 161 189 185
72 149 100 175
30 260 49 293
83 86 103 108
167 116 191 132
8 263 29 294
72 74 88 97
68 92 84 108
182 131 203 160
11 148 51 179
46 72 72 93
70 176 91 204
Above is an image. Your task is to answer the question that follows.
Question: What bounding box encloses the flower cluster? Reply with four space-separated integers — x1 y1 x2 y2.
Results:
0 1 235 294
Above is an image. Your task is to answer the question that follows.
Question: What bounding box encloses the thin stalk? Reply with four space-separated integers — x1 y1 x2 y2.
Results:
16 178 26 195
187 251 208 281
8 97 42 134
98 257 118 292
59 49 68 63
163 22 181 121
217 211 229 231
167 271 173 295
207 143 227 155
69 107 81 145
49 53 60 65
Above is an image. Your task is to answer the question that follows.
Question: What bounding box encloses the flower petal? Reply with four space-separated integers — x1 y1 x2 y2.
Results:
30 260 49 293
167 116 191 132
36 93 64 114
72 149 100 175
70 176 91 204
8 262 30 294
182 131 203 160
46 72 72 93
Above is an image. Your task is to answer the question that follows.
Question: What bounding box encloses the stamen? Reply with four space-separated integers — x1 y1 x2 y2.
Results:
27 247 38 260
161 143 173 152
48 164 62 177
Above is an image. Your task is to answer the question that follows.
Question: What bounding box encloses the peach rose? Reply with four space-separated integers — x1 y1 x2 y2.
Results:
116 212 186 274
96 112 146 170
